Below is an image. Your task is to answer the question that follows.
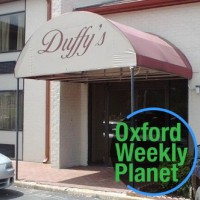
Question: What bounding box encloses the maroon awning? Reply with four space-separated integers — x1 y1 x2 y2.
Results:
111 21 192 79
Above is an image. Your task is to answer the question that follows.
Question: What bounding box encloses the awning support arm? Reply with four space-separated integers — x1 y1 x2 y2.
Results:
130 66 135 113
130 66 135 188
15 78 19 180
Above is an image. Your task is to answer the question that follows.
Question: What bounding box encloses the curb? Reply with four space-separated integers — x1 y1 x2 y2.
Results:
14 180 151 200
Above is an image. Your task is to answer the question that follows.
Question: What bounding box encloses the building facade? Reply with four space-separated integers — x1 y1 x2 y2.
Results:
0 0 25 159
0 0 47 161
1 0 200 169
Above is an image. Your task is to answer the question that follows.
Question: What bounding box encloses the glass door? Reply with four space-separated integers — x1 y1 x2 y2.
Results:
107 83 131 165
89 82 130 165
88 80 188 165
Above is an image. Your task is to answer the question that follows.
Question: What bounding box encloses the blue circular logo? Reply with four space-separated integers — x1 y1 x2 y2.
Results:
125 107 198 196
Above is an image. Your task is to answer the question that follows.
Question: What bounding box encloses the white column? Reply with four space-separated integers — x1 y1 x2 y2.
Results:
50 0 62 168
59 82 81 168
50 81 61 167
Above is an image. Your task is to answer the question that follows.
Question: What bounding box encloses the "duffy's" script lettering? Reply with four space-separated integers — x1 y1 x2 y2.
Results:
38 25 106 59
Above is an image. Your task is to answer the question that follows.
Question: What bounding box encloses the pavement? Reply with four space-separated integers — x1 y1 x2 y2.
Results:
12 161 189 200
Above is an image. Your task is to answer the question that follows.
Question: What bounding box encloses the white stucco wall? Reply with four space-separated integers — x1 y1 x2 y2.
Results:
0 74 23 90
0 52 21 63
50 0 62 168
51 82 88 168
60 83 81 168
0 0 24 14
25 0 48 41
50 81 61 167
61 0 73 13
23 0 47 162
23 80 46 162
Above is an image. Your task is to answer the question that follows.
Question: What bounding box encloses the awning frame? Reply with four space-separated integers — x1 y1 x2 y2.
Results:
15 11 193 80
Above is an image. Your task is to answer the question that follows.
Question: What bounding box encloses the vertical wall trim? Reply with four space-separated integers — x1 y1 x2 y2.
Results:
43 0 52 163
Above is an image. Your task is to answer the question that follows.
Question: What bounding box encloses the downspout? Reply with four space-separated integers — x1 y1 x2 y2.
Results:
43 0 52 163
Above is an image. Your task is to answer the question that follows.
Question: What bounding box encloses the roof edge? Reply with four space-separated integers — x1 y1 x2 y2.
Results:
0 0 19 4
75 0 200 15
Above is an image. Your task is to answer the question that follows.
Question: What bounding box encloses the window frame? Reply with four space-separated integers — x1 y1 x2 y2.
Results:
0 11 25 53
0 90 23 131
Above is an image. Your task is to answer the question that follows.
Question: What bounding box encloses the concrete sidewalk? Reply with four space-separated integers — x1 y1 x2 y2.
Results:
12 161 188 200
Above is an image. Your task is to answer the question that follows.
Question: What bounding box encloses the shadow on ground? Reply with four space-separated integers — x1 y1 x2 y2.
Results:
58 166 126 190
0 188 24 199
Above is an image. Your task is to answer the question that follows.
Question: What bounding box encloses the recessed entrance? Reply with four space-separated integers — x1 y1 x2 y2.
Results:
88 79 188 165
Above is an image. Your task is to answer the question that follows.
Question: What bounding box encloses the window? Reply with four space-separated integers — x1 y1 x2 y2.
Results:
0 144 15 158
0 91 23 131
0 12 25 52
0 61 15 74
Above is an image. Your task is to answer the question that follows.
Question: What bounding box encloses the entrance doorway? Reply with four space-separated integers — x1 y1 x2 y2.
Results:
88 79 188 165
